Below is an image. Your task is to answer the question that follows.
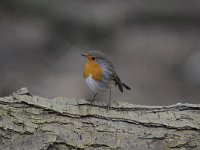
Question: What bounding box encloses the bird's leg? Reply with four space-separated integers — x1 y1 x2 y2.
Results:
107 90 112 109
90 93 98 104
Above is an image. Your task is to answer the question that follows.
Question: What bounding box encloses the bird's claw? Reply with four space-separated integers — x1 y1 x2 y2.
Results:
106 102 111 110
86 98 95 105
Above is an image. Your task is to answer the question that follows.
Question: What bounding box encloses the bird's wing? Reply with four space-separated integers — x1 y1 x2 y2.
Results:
97 56 124 92
109 72 123 92
92 50 124 92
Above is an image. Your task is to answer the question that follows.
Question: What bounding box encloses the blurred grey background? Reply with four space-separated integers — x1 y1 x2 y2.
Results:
0 0 200 105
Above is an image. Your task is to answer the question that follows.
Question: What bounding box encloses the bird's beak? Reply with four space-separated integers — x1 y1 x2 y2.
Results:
81 53 87 57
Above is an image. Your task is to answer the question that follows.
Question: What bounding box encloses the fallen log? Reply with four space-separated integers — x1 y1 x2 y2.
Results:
0 88 199 150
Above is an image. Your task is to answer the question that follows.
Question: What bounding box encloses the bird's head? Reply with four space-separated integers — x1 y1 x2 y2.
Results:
81 50 108 63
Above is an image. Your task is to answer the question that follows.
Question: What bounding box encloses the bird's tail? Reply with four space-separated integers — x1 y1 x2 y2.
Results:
122 82 131 90
113 74 131 92
117 82 131 93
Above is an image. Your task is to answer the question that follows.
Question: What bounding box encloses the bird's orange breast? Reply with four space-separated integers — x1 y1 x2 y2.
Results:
83 60 103 81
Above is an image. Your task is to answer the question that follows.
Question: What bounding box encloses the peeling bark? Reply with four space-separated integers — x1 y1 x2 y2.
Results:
0 88 200 150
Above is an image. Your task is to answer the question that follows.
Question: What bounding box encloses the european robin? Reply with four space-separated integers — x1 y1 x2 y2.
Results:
82 50 131 107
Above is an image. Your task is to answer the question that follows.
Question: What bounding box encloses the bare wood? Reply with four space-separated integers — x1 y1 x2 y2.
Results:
0 88 200 150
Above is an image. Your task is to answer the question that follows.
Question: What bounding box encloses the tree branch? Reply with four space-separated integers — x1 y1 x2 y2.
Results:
0 88 200 150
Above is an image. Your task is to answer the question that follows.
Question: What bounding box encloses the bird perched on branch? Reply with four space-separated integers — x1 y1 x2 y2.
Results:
81 50 131 108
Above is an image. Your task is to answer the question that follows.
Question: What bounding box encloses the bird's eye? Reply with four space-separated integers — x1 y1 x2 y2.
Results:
92 56 95 60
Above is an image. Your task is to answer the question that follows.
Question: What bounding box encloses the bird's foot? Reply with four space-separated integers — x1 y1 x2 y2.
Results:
86 98 95 105
106 102 111 110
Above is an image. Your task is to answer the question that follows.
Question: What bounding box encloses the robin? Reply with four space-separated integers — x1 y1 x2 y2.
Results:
81 50 131 107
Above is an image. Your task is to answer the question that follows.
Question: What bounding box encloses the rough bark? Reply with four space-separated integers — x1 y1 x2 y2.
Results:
0 88 199 150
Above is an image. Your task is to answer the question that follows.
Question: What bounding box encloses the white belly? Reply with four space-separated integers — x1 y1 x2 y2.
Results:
85 75 115 92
